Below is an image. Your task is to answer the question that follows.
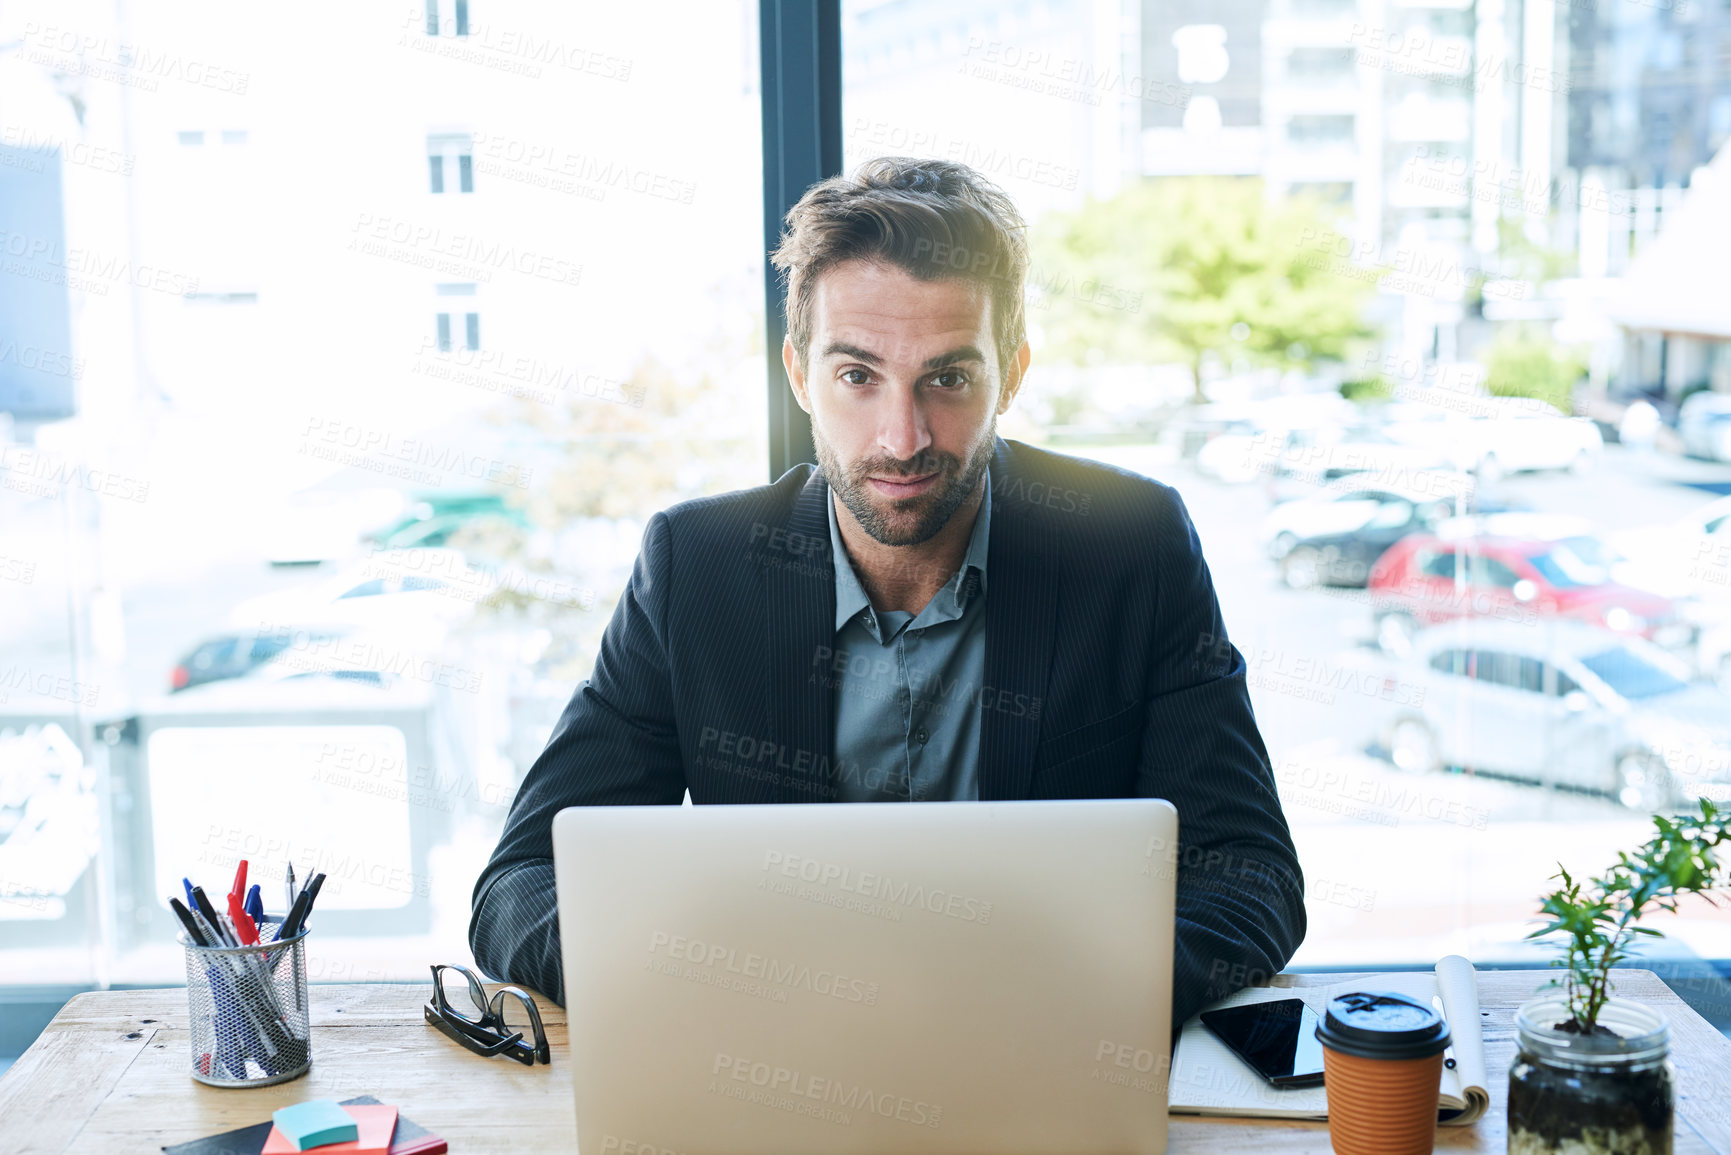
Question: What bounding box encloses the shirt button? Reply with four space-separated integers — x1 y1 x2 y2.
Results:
916 729 928 744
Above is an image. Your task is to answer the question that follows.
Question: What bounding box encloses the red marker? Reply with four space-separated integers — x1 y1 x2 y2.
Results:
230 859 249 905
227 890 258 946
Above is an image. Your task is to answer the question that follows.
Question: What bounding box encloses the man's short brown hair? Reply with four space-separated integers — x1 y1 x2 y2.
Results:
769 157 1029 382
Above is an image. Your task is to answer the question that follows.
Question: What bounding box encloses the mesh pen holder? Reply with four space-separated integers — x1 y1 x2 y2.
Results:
181 919 312 1087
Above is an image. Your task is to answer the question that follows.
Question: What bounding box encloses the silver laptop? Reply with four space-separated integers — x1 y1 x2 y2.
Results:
553 798 1178 1155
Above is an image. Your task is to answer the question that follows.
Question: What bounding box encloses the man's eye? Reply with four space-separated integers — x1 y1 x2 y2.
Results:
841 368 870 385
931 371 968 389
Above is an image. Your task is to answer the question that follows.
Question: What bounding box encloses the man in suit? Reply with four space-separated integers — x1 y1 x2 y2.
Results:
470 157 1305 1026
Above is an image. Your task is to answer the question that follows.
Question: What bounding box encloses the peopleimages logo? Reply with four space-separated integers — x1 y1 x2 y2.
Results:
711 1053 944 1128
760 851 993 924
647 931 880 1005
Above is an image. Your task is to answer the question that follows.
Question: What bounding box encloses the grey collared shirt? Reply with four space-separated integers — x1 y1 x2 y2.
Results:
823 471 990 802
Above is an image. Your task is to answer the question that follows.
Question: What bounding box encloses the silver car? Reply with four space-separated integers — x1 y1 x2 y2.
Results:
1383 619 1731 810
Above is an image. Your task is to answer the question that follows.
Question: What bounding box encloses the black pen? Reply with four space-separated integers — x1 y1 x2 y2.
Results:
275 887 312 943
190 886 230 946
274 872 325 942
170 897 211 946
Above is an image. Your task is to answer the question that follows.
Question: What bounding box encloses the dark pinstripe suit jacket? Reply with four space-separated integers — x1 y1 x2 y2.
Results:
470 436 1306 1026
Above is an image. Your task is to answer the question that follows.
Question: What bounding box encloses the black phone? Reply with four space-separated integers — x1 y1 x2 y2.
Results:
1199 998 1326 1088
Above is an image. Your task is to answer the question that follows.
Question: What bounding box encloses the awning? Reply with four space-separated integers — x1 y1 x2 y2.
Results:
1607 144 1731 340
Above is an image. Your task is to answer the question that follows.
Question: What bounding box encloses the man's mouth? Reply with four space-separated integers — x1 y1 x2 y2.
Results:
867 471 939 499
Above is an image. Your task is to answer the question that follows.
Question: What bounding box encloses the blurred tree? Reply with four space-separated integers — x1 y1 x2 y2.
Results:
1030 177 1377 403
1482 328 1588 415
455 340 762 681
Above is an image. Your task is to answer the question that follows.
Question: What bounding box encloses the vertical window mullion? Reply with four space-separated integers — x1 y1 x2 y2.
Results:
429 154 445 194
436 313 452 352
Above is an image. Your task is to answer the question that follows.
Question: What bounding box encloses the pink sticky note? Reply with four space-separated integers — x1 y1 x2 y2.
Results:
263 1105 398 1155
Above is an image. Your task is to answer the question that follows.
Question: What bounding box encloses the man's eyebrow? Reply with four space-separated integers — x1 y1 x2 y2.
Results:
819 342 882 365
817 342 988 370
922 345 986 370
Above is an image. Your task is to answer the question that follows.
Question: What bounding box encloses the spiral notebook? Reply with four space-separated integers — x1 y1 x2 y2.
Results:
1167 954 1491 1125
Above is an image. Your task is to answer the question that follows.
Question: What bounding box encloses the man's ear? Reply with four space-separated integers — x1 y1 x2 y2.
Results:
997 341 1032 415
783 336 812 416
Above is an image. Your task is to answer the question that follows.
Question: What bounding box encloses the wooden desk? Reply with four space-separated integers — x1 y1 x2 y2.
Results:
4 969 1729 1154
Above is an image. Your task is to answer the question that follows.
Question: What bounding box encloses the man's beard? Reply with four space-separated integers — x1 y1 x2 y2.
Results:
815 421 995 547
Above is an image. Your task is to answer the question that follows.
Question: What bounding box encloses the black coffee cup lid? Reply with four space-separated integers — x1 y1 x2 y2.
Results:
1314 991 1451 1060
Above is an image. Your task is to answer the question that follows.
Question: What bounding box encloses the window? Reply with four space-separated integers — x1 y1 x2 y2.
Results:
1430 649 1468 677
427 134 474 194
1579 649 1690 701
434 282 479 353
1471 556 1522 590
840 0 1731 982
1364 500 1414 529
425 0 470 37
1419 550 1458 580
1468 652 1544 694
2 2 764 990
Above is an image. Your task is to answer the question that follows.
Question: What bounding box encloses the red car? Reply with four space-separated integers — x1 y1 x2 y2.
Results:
1367 532 1686 655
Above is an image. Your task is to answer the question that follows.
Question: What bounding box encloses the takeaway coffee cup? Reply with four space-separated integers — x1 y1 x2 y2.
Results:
1315 990 1451 1155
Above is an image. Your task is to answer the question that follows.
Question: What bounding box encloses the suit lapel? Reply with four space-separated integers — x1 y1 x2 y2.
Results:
761 467 836 803
979 439 1059 801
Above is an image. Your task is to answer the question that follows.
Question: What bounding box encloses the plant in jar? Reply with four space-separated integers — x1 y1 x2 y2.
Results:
1511 800 1730 1154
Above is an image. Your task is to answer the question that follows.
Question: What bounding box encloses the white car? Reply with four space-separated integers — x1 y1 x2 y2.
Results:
1679 392 1731 462
228 549 480 635
1610 494 1731 598
1382 619 1731 810
1261 471 1474 560
1387 399 1603 479
1273 426 1453 486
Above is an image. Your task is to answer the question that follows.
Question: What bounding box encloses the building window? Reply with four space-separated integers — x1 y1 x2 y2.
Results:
425 0 469 37
178 131 205 146
435 283 479 352
428 134 474 194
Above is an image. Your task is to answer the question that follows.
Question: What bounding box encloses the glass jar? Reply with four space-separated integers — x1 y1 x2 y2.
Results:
1507 997 1673 1155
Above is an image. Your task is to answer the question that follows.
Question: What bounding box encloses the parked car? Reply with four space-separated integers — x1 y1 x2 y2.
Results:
1263 471 1475 560
1382 620 1731 810
1386 399 1603 480
1272 425 1452 487
370 491 528 551
1679 392 1731 462
258 488 406 567
1194 420 1276 484
1367 531 1686 656
170 628 345 692
1610 493 1731 598
1274 495 1456 590
227 550 479 634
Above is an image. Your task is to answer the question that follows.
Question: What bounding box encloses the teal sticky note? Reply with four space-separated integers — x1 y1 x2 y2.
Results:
272 1100 359 1150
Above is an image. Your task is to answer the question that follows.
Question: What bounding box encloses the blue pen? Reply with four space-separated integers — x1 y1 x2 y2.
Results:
183 877 197 911
245 883 265 927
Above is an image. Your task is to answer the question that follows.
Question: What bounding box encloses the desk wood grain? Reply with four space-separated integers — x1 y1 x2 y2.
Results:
2 970 1727 1154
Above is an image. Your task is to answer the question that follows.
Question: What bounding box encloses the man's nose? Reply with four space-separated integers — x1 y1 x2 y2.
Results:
878 384 932 465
